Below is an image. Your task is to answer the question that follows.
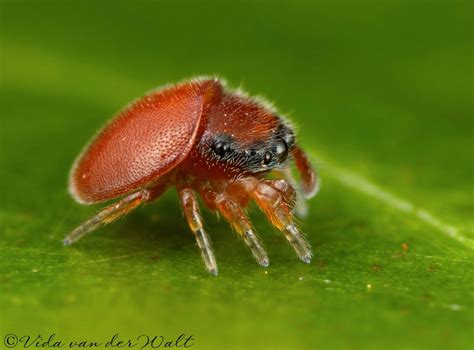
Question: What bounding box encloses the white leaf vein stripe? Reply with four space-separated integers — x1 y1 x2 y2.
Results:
315 157 473 249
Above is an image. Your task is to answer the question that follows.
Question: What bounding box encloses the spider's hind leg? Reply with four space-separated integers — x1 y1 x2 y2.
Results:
64 187 163 245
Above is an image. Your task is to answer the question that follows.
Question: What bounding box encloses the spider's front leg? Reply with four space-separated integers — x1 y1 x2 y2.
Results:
215 195 269 267
278 167 309 218
195 182 269 267
250 178 312 263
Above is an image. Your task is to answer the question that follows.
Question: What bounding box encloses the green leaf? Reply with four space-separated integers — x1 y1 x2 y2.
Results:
1 1 472 349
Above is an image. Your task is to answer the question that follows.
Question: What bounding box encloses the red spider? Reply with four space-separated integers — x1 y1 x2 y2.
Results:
65 77 319 275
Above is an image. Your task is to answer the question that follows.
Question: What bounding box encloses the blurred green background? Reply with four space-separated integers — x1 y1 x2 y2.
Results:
1 1 473 349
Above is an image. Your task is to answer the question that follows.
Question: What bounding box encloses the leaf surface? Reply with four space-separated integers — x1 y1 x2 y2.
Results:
1 1 472 349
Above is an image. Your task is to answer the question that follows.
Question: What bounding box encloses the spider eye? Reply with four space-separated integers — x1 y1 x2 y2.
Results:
277 123 295 149
274 141 288 163
213 141 230 157
263 152 272 165
284 129 295 148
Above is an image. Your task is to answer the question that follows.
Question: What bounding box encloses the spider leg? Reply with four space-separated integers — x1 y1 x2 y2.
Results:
178 187 218 275
215 194 269 267
251 179 312 263
280 167 309 218
261 178 296 207
193 180 269 267
63 187 162 245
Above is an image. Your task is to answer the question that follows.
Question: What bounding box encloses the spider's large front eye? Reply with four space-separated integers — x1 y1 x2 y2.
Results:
263 152 272 165
213 141 230 157
274 141 288 163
